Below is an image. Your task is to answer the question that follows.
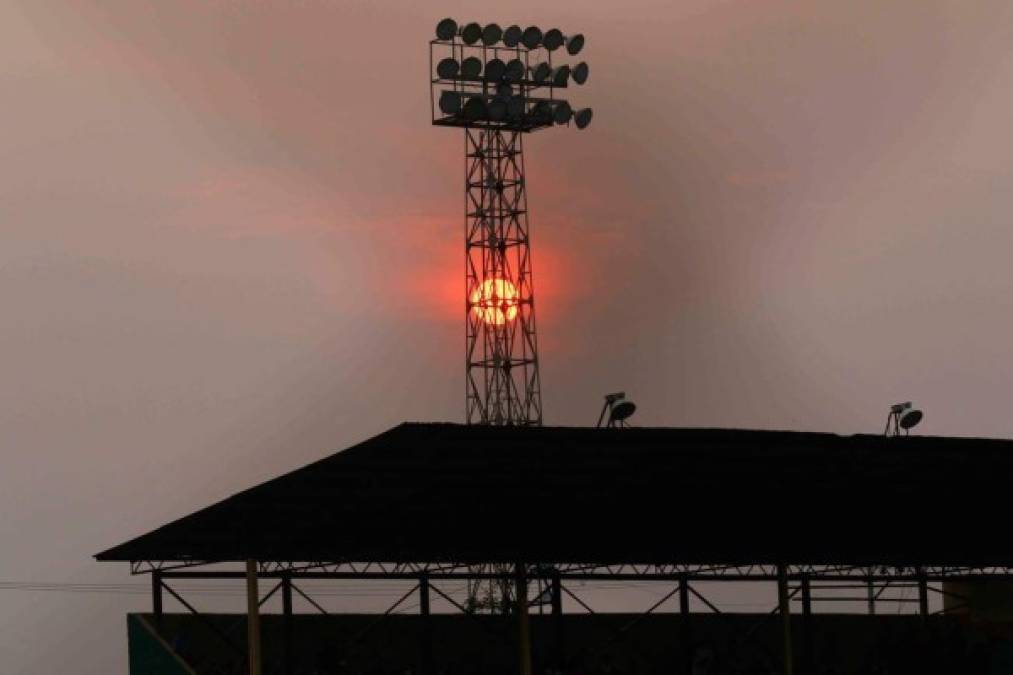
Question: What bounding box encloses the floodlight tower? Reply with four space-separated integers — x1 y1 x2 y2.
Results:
430 18 593 427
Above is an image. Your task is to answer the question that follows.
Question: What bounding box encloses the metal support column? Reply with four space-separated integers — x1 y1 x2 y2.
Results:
515 564 533 675
918 572 929 622
867 578 876 615
679 575 691 675
420 574 434 675
800 576 812 617
246 559 262 675
551 571 564 671
282 575 293 675
152 570 163 629
800 576 812 675
777 565 793 675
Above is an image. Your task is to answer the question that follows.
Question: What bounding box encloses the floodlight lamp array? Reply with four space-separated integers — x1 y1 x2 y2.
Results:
430 18 592 133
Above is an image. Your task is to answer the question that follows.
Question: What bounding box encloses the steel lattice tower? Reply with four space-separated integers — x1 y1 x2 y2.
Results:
430 18 591 427
465 128 542 425
429 18 592 617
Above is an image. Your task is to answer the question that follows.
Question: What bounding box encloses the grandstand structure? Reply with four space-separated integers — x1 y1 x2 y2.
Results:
98 424 1013 675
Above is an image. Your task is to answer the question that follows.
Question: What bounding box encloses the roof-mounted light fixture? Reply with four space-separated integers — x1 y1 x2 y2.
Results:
597 392 637 428
885 401 923 436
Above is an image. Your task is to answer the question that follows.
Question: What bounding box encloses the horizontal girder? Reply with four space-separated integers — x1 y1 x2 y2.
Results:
131 560 1013 582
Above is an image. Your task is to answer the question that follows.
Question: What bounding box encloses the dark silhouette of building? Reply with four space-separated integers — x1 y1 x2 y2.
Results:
97 423 1013 675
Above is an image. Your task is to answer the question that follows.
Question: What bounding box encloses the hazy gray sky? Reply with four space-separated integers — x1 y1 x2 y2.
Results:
3 1 1013 672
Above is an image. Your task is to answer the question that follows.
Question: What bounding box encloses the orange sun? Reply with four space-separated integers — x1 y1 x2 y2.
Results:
470 278 520 326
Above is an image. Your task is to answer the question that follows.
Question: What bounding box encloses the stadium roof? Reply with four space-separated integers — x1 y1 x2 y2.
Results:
96 423 1013 568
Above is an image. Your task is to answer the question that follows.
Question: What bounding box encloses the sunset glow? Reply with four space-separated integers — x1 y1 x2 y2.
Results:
470 278 519 326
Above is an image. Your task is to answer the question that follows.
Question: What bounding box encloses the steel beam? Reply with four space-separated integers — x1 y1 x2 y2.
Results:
679 576 691 675
800 576 812 675
777 565 793 675
420 575 433 675
282 575 293 675
918 570 929 621
246 560 262 675
152 571 163 628
144 562 1013 583
515 564 532 675
551 571 563 671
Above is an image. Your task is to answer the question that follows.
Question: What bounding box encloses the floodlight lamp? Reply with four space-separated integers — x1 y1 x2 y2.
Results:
504 59 525 83
482 23 503 45
574 108 593 129
885 401 923 436
551 64 570 87
543 28 564 51
531 62 552 84
899 406 923 430
530 100 553 123
506 95 525 118
436 58 460 79
460 56 483 79
566 33 585 55
597 392 637 428
462 96 487 121
461 22 483 45
503 25 523 47
439 90 462 115
522 26 543 49
436 18 458 41
572 61 589 85
610 399 637 422
488 97 508 121
484 58 506 81
552 100 572 125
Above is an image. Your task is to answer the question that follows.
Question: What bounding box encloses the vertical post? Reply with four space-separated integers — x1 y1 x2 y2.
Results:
800 575 812 675
420 574 434 675
515 563 533 675
152 570 163 629
551 571 564 671
282 575 293 675
777 565 794 675
679 575 691 675
867 578 876 615
800 576 812 617
246 559 262 675
918 571 929 622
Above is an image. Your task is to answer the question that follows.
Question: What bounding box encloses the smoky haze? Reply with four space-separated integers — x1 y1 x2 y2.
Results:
3 1 1013 672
